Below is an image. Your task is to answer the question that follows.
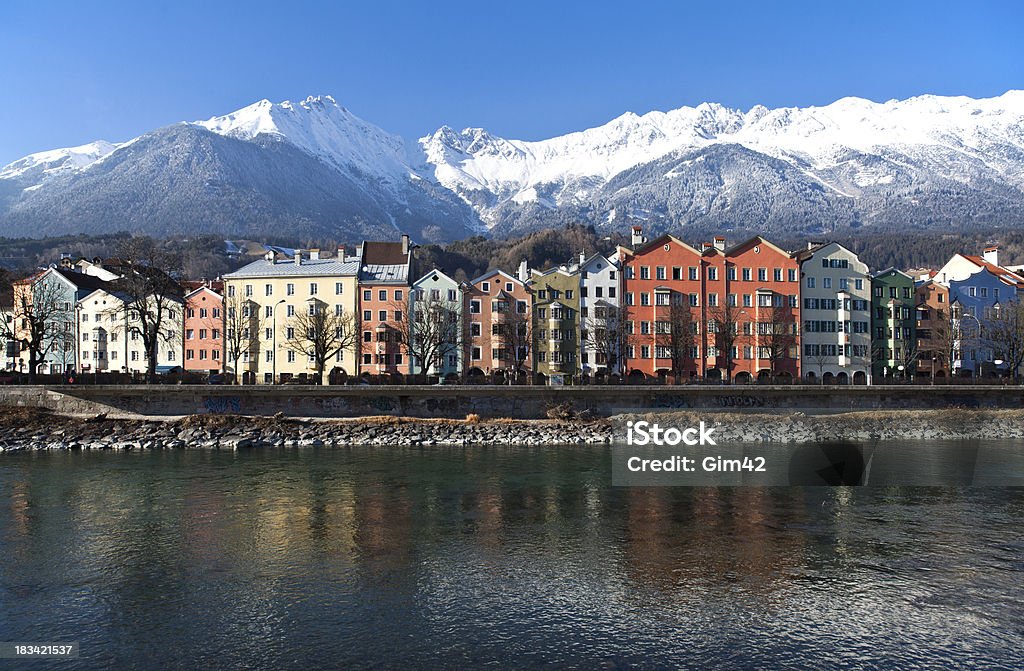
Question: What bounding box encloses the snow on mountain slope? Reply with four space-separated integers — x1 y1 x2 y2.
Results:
193 95 415 186
2 91 1024 240
0 140 119 183
420 91 1024 222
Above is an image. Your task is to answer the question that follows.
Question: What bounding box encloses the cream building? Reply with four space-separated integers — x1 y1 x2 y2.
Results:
223 248 360 383
76 288 184 375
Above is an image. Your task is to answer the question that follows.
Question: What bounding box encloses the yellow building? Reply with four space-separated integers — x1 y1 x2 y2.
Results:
222 248 360 383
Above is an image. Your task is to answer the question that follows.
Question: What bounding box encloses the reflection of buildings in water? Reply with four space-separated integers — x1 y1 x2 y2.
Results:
623 488 809 598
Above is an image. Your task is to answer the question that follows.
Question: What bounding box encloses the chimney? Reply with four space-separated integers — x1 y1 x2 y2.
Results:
294 249 303 266
60 254 73 269
309 248 320 261
714 236 726 251
517 259 529 283
401 234 410 256
579 251 586 265
701 241 713 252
337 246 346 262
264 250 277 262
984 246 999 267
631 225 645 247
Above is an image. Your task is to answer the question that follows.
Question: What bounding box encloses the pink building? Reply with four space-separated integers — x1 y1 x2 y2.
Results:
183 283 223 374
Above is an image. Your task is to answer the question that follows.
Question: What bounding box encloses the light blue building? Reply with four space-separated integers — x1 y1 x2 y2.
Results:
408 269 463 379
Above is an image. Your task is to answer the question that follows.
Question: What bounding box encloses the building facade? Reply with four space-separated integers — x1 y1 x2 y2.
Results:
529 264 582 384
223 249 360 384
464 268 532 383
184 285 223 374
796 242 871 384
358 237 413 377
408 269 463 379
76 288 183 375
871 268 917 380
914 278 951 379
578 252 622 379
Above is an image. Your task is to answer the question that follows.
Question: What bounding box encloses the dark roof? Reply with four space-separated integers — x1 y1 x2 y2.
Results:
54 267 115 293
361 241 408 266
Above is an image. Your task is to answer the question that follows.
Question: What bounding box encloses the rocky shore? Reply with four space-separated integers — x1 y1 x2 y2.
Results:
0 407 1023 451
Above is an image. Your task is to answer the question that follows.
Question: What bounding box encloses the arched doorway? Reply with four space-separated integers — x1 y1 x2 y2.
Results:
706 368 722 383
853 371 868 386
836 372 849 385
806 371 817 383
242 371 256 385
535 373 548 386
822 372 835 385
627 370 646 384
757 370 772 383
328 367 348 385
776 371 793 384
467 367 485 384
492 370 506 385
735 371 752 385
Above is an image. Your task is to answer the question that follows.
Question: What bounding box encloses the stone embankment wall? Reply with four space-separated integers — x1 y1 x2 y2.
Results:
0 384 1023 420
1 408 1023 451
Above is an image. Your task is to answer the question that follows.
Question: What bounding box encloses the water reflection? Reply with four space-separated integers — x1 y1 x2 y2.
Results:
0 445 1021 669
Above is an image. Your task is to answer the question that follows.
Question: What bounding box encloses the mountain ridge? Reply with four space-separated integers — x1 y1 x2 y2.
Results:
3 90 1024 241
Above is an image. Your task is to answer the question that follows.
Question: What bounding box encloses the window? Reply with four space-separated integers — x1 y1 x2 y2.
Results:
758 268 767 282
639 267 650 280
245 284 253 297
788 269 797 282
470 300 481 314
395 290 403 301
774 268 782 282
378 310 387 322
336 283 344 295
807 277 816 289
363 290 371 301
823 277 832 289
378 290 387 301
363 310 371 321
656 267 666 280
708 267 718 281
265 284 273 296
482 282 490 292
186 329 194 340
742 268 752 281
688 267 698 281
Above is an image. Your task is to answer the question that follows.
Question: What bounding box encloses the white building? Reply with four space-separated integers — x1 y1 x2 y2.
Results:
796 242 872 385
77 289 183 375
578 252 622 378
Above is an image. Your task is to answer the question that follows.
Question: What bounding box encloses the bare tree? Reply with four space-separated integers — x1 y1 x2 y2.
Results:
984 299 1024 383
498 299 532 384
757 302 798 381
392 292 463 383
655 298 695 384
111 238 184 383
2 272 75 382
583 303 629 380
283 300 359 385
708 303 746 384
222 291 264 383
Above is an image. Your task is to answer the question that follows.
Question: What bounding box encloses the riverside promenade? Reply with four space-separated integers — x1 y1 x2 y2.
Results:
1 384 1023 420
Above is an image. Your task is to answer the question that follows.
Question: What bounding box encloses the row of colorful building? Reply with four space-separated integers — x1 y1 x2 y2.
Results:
3 227 1022 383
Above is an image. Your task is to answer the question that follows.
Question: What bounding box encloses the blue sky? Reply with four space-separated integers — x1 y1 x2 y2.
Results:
0 0 1021 165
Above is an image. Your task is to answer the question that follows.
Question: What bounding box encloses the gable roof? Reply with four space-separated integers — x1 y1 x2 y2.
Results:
724 235 793 259
961 255 1024 289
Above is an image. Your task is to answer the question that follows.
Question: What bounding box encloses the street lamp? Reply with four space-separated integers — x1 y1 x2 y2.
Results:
272 298 285 384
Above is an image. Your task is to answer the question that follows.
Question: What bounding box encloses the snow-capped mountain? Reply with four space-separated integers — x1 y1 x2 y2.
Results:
2 91 1024 242
419 91 1024 235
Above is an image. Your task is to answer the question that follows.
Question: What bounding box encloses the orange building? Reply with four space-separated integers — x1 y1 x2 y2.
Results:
358 236 413 377
183 284 223 374
621 227 800 382
915 277 951 379
464 267 533 384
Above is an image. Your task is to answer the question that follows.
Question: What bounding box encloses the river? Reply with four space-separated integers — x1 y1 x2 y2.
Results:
0 444 1021 669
